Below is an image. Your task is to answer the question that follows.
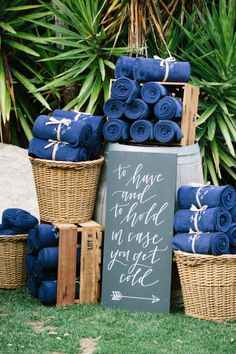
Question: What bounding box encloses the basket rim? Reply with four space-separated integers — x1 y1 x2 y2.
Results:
29 155 104 168
0 234 28 242
174 250 236 260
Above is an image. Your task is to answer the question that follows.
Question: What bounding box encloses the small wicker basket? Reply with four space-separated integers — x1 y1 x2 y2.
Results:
174 251 236 322
0 234 28 289
29 156 104 224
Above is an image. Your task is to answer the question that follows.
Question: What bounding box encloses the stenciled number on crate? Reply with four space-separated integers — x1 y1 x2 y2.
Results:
87 233 93 251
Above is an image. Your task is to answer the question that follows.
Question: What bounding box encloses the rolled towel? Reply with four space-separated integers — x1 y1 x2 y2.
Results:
153 121 184 143
130 120 154 143
37 246 81 271
114 56 136 79
28 137 89 162
174 207 232 233
178 185 236 210
227 224 236 247
0 228 18 235
33 115 93 147
172 232 230 255
1 208 38 234
154 96 182 121
103 98 124 119
102 119 130 142
141 82 169 104
124 99 149 120
231 205 236 222
133 57 191 82
111 78 140 103
27 224 59 253
39 280 80 305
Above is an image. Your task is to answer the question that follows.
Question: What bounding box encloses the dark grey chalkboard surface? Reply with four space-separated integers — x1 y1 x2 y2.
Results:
101 150 177 313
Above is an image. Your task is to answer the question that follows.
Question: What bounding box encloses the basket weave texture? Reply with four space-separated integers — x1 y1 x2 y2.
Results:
0 234 28 289
174 251 236 322
29 156 104 223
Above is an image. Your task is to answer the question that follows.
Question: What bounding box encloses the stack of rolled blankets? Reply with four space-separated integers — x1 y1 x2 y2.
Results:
102 55 191 144
0 208 38 235
28 110 106 162
26 224 80 305
172 184 236 255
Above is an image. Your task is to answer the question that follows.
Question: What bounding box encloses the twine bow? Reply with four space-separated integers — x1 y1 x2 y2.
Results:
46 117 71 141
153 55 176 82
73 111 92 121
189 229 203 254
44 139 69 161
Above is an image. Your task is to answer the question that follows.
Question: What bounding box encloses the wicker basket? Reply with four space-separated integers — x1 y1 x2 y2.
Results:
174 251 236 322
0 234 28 289
29 156 104 223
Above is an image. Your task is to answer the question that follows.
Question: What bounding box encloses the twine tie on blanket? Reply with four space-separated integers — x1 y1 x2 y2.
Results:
189 182 211 233
45 117 71 141
74 111 91 121
44 139 69 161
153 55 176 82
189 229 203 254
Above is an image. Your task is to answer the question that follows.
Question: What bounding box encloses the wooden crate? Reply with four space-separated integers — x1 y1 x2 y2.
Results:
54 221 103 306
109 79 200 146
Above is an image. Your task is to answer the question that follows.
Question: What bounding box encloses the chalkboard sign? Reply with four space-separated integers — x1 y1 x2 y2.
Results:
101 150 177 313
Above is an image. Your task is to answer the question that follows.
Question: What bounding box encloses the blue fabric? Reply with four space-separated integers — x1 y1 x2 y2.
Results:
28 137 89 162
172 232 229 255
37 246 81 271
114 56 136 79
227 224 236 247
38 280 80 305
111 78 140 103
103 98 124 119
103 119 130 142
27 224 59 253
26 253 38 273
0 227 17 235
1 208 38 234
174 207 232 233
130 120 154 143
28 275 40 298
178 185 236 210
33 115 93 147
124 99 149 120
28 270 57 298
154 96 182 121
153 121 184 143
231 205 236 222
141 82 169 104
133 57 191 82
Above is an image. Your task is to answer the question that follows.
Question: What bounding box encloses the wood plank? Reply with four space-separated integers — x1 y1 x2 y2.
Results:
78 220 104 229
188 86 200 144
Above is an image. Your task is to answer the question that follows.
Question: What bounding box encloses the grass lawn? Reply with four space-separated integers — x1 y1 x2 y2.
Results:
0 288 235 354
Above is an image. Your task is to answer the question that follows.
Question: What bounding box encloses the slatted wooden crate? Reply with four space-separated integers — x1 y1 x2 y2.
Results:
54 221 103 306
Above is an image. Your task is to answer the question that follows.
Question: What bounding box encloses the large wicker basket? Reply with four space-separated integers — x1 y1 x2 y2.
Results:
29 156 104 223
0 234 28 289
174 251 236 322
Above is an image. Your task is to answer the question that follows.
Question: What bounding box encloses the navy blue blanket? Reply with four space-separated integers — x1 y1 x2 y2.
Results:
154 96 182 121
130 120 154 143
172 232 230 255
37 246 80 271
28 137 89 162
178 185 236 210
141 82 169 104
114 56 136 79
102 119 130 142
38 280 80 305
124 99 149 120
26 253 38 273
103 98 124 119
227 224 236 247
28 270 57 298
0 228 18 235
133 57 191 82
27 224 59 253
1 208 38 234
174 207 232 233
231 205 236 222
153 121 184 143
111 78 140 103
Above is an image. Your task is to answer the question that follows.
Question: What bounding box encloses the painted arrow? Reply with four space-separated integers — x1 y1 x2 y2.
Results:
111 291 160 304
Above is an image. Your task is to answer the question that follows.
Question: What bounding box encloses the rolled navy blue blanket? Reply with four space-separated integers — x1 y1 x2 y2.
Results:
87 136 102 160
133 57 191 82
28 137 89 162
103 98 124 119
0 227 18 235
227 224 236 247
141 82 169 104
114 56 136 79
174 207 232 233
33 115 93 147
130 120 154 143
27 224 59 253
154 96 182 121
39 280 80 305
172 232 230 255
153 121 184 144
26 253 38 273
28 275 40 298
231 205 236 222
37 246 81 271
1 208 38 234
111 78 140 103
28 270 57 298
178 185 236 210
124 99 149 120
102 119 130 142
